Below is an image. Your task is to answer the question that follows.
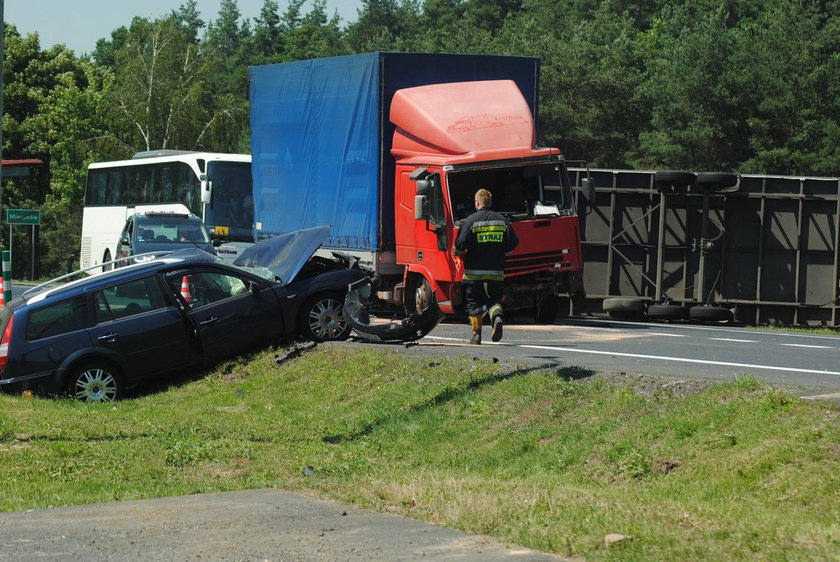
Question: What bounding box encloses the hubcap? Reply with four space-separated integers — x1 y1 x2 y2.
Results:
308 298 347 340
74 368 118 402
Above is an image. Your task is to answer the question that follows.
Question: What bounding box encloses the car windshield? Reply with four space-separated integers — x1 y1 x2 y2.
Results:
137 218 210 244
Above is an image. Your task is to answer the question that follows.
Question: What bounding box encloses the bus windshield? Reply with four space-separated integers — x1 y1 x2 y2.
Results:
203 161 253 243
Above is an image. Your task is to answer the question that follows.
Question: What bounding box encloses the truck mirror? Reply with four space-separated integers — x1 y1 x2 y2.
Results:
415 179 430 196
414 195 427 220
200 173 212 205
581 177 596 202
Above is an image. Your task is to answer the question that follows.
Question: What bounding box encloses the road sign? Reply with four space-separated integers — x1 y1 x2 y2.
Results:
6 209 41 225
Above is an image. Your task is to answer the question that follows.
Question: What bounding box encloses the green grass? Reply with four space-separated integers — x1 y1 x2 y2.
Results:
1 346 838 560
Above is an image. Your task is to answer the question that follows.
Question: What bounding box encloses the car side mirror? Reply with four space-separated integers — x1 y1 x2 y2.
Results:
120 237 130 246
415 179 430 196
212 239 222 247
248 280 260 294
581 177 596 202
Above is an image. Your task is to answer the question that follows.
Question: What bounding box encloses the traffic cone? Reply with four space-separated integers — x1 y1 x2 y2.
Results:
0 274 5 307
180 275 192 302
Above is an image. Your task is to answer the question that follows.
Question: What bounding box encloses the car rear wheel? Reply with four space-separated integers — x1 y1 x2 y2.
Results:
102 250 113 272
300 292 351 341
67 361 123 403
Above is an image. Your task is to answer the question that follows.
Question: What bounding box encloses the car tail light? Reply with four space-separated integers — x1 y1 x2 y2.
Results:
0 316 13 372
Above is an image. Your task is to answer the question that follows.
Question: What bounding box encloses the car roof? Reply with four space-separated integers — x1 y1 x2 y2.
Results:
20 249 220 305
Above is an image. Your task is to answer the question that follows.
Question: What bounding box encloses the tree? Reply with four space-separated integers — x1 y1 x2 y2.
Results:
108 16 210 151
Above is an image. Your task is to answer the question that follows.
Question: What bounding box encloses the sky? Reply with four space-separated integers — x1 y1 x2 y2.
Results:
5 0 363 56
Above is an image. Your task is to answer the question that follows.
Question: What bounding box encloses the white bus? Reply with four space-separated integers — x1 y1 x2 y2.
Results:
80 150 253 270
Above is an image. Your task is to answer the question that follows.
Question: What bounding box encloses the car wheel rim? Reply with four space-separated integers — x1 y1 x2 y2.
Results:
74 368 117 402
415 283 430 311
308 298 347 340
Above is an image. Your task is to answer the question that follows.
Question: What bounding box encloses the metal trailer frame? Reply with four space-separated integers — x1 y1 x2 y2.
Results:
561 168 840 327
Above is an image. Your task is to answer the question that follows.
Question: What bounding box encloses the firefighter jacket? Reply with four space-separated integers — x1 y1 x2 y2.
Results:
454 207 519 281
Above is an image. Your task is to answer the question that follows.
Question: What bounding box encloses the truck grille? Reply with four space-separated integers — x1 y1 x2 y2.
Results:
505 250 572 276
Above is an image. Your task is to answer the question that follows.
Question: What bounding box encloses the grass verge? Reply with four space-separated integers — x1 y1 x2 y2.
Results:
0 345 837 560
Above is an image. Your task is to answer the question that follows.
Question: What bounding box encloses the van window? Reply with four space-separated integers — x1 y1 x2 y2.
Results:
94 276 167 323
27 296 88 340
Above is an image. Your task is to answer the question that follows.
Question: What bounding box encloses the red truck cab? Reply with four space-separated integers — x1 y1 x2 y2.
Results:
390 80 584 320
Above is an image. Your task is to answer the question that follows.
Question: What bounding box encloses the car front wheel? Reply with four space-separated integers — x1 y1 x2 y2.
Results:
299 292 351 341
67 361 123 403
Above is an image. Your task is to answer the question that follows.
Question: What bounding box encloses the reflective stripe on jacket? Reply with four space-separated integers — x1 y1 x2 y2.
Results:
454 207 519 281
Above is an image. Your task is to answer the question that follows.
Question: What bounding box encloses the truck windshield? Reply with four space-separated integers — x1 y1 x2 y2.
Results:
448 163 573 224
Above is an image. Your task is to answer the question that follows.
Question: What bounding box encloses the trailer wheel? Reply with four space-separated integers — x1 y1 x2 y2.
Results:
602 297 645 319
689 305 733 322
696 172 739 192
647 304 688 321
654 170 696 190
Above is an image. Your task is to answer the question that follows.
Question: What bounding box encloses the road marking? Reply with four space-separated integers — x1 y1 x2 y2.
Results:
644 332 689 338
802 392 840 400
709 338 759 343
780 343 834 350
423 336 840 377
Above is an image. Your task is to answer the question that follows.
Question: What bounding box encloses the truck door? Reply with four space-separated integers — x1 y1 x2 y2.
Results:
412 173 457 287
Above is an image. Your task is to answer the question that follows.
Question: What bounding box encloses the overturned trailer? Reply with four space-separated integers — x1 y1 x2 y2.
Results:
563 169 840 327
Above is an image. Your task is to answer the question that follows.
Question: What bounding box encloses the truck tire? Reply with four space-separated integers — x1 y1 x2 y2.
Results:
602 297 645 319
689 305 733 322
654 170 696 190
696 172 739 192
405 275 433 314
647 304 688 321
534 295 559 324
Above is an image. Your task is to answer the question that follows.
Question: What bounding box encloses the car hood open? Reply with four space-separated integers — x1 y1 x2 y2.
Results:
233 225 330 285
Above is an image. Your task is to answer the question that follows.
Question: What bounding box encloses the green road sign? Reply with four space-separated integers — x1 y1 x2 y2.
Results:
6 209 41 225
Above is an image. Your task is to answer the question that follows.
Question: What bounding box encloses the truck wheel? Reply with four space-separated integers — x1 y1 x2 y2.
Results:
102 250 113 272
67 360 123 403
406 276 433 314
299 292 351 341
689 305 733 322
647 304 688 321
534 295 559 324
602 297 645 320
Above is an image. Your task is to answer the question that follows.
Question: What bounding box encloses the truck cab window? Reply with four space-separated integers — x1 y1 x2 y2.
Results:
427 174 445 226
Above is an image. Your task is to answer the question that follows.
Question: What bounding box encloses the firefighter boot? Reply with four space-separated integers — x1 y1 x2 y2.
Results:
468 315 483 345
489 304 504 342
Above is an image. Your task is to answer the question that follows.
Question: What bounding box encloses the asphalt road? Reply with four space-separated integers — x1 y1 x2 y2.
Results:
395 316 840 398
0 489 562 561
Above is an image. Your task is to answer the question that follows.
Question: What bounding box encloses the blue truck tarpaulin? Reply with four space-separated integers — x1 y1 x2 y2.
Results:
249 52 540 252
250 54 380 248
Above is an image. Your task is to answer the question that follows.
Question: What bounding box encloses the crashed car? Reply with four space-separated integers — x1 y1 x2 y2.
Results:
0 226 369 402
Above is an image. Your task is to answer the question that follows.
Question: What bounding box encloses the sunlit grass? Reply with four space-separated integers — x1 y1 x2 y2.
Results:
0 346 837 559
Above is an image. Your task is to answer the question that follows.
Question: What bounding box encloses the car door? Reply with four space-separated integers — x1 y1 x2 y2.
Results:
164 267 285 365
86 275 196 381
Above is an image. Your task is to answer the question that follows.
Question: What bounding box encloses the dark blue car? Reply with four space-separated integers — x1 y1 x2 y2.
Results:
0 226 369 402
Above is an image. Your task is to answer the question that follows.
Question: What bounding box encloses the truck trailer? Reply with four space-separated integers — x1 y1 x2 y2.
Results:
249 52 585 321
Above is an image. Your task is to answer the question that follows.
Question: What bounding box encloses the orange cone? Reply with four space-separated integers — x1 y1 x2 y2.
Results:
0 275 5 307
180 275 192 302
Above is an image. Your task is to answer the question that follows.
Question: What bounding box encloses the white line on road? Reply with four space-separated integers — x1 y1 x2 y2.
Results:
709 338 760 343
802 392 840 400
424 336 840 377
642 333 689 338
780 343 834 350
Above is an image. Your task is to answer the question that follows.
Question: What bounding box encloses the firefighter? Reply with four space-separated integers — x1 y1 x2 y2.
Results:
453 188 519 344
